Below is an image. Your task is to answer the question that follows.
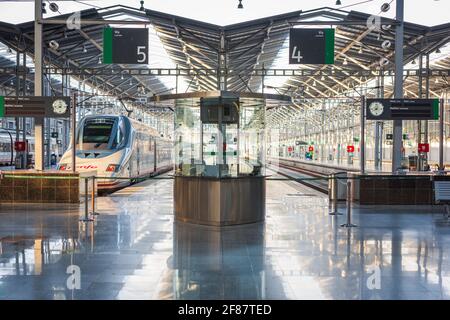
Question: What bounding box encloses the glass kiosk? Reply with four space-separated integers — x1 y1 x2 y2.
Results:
174 94 266 226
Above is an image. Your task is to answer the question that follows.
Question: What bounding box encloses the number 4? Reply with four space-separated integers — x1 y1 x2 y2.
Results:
137 46 147 63
292 46 303 63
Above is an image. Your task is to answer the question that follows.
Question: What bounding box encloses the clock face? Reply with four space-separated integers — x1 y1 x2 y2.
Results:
52 99 68 115
368 101 384 117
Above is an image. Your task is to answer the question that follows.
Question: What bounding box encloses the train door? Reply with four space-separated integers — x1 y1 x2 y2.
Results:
136 139 141 177
154 140 157 172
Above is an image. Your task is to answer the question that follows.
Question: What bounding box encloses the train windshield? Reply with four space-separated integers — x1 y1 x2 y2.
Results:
83 122 114 143
77 117 128 150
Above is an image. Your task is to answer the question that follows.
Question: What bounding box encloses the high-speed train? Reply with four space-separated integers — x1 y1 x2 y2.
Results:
58 115 173 191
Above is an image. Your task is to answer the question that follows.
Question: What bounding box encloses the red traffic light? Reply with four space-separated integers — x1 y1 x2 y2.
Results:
308 146 314 152
347 145 355 153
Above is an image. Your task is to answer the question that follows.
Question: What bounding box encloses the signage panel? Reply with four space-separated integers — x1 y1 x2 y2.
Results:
289 28 335 64
103 27 149 64
366 99 439 120
0 96 70 118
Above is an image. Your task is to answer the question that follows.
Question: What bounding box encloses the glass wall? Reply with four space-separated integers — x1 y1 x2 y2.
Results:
174 97 266 178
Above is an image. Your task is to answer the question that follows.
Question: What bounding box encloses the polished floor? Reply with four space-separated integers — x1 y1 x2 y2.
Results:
0 174 449 300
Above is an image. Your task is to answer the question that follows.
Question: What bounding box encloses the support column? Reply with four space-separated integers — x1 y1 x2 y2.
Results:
392 0 404 173
439 99 444 171
360 96 365 174
218 31 227 90
22 52 27 168
34 0 44 170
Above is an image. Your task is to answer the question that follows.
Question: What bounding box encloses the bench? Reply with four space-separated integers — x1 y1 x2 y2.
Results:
433 181 450 218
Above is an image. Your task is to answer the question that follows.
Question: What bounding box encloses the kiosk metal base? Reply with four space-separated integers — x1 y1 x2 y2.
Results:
174 175 266 226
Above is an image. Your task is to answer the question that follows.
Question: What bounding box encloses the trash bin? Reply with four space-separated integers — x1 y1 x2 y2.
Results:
408 155 418 171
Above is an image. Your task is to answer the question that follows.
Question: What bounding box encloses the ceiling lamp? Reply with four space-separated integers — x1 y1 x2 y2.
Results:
98 56 102 64
336 0 342 5
313 81 317 87
343 58 348 65
435 78 439 84
358 46 363 54
139 1 145 11
321 75 325 81
49 3 59 13
82 45 87 53
380 3 390 12
121 74 124 80
237 0 243 9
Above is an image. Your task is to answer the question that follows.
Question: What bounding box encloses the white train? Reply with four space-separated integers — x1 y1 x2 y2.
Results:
58 115 173 191
0 132 35 166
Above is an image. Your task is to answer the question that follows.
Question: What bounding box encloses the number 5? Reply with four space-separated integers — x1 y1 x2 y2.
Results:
137 46 147 63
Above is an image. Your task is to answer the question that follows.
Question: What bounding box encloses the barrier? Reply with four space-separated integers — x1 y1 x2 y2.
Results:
341 180 357 228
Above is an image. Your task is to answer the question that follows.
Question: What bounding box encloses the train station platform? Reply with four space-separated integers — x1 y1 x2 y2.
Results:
0 173 449 300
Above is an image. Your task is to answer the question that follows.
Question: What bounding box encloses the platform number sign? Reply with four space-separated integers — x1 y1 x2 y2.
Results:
103 27 149 64
289 28 335 64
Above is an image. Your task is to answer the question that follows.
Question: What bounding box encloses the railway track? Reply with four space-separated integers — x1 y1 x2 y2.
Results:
267 162 330 194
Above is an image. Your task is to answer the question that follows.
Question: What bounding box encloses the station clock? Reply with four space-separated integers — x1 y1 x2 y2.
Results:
368 101 384 117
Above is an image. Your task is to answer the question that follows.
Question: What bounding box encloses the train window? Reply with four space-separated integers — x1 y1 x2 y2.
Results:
0 142 11 152
114 120 126 149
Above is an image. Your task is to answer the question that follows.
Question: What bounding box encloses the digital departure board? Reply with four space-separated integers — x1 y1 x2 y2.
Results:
366 99 439 120
0 96 71 118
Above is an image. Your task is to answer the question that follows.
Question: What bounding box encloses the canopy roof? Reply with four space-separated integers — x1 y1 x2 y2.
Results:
0 5 448 105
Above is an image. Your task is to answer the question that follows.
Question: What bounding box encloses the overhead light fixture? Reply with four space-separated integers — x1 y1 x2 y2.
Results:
343 58 348 65
380 3 390 12
313 81 317 87
129 79 133 85
82 45 87 53
336 0 342 5
98 56 102 64
10 79 13 85
237 0 243 9
121 74 124 80
139 0 145 11
321 75 325 81
435 78 439 84
49 3 59 13
358 46 363 54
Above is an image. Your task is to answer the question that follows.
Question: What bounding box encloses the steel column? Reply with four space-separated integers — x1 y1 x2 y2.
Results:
392 0 404 173
34 0 44 170
439 99 444 171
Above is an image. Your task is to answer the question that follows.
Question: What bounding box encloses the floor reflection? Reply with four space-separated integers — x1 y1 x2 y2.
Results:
0 177 449 300
172 221 266 300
